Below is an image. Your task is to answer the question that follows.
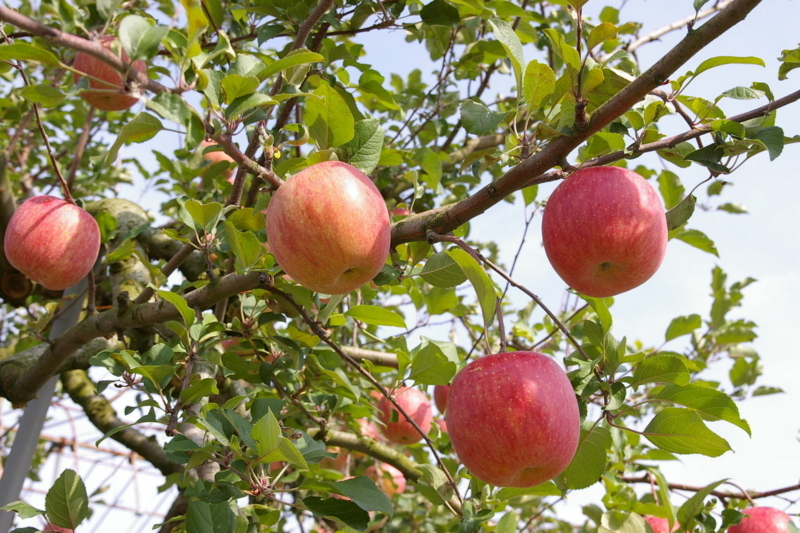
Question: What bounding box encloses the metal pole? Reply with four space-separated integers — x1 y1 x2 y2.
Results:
0 280 87 531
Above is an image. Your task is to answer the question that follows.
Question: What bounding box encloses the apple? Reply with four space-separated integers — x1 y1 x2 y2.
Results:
541 166 668 298
200 140 236 182
319 447 349 471
644 516 678 533
357 418 382 441
366 462 406 497
264 161 391 295
433 384 450 413
446 351 579 487
377 386 433 445
729 507 793 533
42 523 73 533
73 35 147 112
5 196 101 291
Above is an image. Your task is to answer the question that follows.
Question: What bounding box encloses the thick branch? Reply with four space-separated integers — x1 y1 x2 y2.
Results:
61 369 180 477
0 6 170 95
390 0 762 246
340 346 398 368
0 271 266 406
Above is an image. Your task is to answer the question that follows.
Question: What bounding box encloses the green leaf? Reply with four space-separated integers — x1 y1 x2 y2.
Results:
657 170 685 210
460 100 508 135
106 112 163 164
644 408 731 456
656 384 751 435
409 341 458 386
19 85 66 107
420 251 468 288
750 126 784 161
721 86 765 100
665 194 696 231
599 511 648 533
587 22 619 50
221 74 259 104
496 482 561 500
488 18 525 90
665 314 702 341
180 378 219 405
778 46 800 80
495 512 518 533
673 228 719 257
0 501 44 519
305 85 355 149
542 28 581 72
155 289 195 326
335 118 384 174
631 355 690 387
677 479 727 530
693 56 765 77
185 499 214 533
717 202 748 214
45 469 89 530
252 410 282 458
345 305 406 328
145 92 192 124
560 423 612 490
523 60 556 109
420 0 461 26
184 199 223 233
225 92 278 120
648 468 676 529
684 144 730 173
303 497 370 532
261 49 324 80
753 385 784 396
447 248 496 330
261 437 309 469
711 119 746 138
581 295 612 333
119 15 168 61
222 221 263 271
0 43 61 66
334 476 393 516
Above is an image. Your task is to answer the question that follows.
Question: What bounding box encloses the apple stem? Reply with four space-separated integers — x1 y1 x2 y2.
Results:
427 231 591 361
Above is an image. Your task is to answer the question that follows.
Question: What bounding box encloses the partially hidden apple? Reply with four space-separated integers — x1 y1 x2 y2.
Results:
446 351 579 487
644 516 679 533
729 507 794 533
265 161 390 295
5 196 101 291
73 35 147 112
434 384 450 413
541 166 668 298
377 386 433 445
43 523 74 533
366 462 406 497
200 140 236 182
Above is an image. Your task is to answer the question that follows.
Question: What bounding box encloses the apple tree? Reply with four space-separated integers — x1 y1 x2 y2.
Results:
0 0 798 531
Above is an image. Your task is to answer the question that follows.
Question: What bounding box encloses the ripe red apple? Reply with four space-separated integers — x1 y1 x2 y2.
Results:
433 384 450 413
366 462 406 497
446 351 579 487
264 161 390 294
729 507 793 533
200 140 236 182
73 35 147 111
377 386 433 445
357 418 382 441
644 516 678 533
5 196 101 291
43 523 74 533
541 166 668 298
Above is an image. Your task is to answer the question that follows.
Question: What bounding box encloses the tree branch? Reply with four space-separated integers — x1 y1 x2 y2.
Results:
389 0 763 246
621 475 800 500
0 271 267 406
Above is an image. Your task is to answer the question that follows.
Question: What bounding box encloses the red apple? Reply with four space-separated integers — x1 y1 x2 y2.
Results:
446 351 579 487
5 196 101 291
366 462 406 497
541 166 668 297
434 384 450 413
644 516 678 533
200 140 236 182
377 386 433 445
43 523 74 533
729 507 793 533
73 35 147 111
264 161 390 294
357 418 382 441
